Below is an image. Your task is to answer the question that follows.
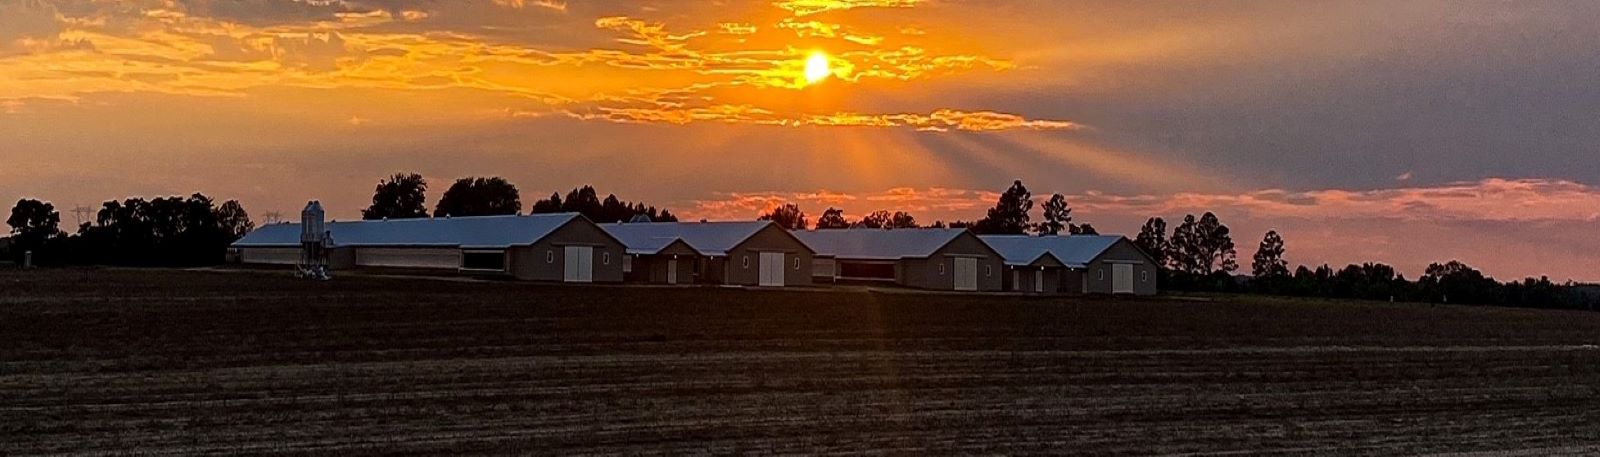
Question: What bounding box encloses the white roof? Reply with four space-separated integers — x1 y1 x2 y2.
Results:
232 213 585 249
793 228 970 260
601 221 775 256
978 235 1126 268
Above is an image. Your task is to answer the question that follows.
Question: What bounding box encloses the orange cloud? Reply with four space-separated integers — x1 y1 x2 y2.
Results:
773 0 924 17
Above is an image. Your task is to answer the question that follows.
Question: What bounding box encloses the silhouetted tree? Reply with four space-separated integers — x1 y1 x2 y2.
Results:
1169 212 1236 275
1252 230 1289 279
560 186 602 218
7 199 62 261
888 211 918 229
1037 194 1070 235
1134 217 1168 268
1073 223 1098 235
859 210 892 229
362 172 429 220
531 192 563 213
759 203 807 230
600 195 631 223
434 177 522 217
816 208 849 229
1420 260 1500 304
974 180 1032 234
216 200 254 241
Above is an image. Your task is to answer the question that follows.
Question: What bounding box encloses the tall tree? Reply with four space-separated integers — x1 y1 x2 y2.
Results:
1195 212 1238 275
7 199 62 259
1169 213 1237 275
530 192 563 214
859 210 893 229
560 185 602 219
1251 230 1289 279
759 203 808 230
1037 193 1071 235
1134 217 1169 268
888 211 918 229
815 208 849 229
1421 260 1500 304
215 200 255 241
361 172 429 220
1168 214 1200 272
434 177 522 217
599 195 630 223
974 180 1033 234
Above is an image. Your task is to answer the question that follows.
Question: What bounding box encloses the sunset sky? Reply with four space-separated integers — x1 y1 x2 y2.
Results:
2 0 1597 281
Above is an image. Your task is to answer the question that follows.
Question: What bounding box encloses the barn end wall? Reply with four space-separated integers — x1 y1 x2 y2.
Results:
900 234 1004 291
724 225 813 287
1082 239 1159 295
511 219 626 283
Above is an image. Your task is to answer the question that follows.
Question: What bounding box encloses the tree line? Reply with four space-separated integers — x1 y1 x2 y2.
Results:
757 179 1599 311
1132 217 1599 311
758 180 1099 235
1 172 680 267
362 173 678 223
5 194 254 267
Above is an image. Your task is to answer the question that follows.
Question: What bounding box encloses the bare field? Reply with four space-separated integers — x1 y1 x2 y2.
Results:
4 269 1600 455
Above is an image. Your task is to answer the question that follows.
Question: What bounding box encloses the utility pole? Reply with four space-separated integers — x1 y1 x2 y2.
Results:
72 206 93 227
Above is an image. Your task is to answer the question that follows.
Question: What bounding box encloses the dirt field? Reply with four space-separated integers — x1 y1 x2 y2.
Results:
4 268 1600 455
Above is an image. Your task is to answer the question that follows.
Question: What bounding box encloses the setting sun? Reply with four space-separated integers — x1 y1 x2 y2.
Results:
804 52 831 84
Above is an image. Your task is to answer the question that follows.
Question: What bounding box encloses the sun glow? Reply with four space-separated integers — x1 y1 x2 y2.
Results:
804 51 831 84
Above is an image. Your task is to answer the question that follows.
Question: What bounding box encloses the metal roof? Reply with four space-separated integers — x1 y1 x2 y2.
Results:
231 213 585 249
792 228 970 260
978 235 1126 268
601 221 775 257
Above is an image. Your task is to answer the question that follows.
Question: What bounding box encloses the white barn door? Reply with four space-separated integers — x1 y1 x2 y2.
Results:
759 252 785 287
666 259 678 285
1034 270 1044 293
564 246 594 283
1113 264 1134 294
953 258 978 291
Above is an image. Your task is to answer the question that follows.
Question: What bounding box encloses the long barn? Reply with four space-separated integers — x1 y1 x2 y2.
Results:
231 213 627 283
601 221 814 287
794 228 1005 292
978 235 1159 295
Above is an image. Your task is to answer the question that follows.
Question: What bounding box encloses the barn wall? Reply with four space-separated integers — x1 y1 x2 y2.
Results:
1060 269 1086 294
513 219 626 283
240 247 299 265
633 255 695 284
724 225 813 287
901 234 1004 291
354 247 460 269
1083 239 1158 295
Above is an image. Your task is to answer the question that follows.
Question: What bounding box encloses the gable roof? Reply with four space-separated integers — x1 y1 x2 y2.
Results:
793 228 974 260
600 221 778 257
231 213 589 249
602 230 702 256
978 235 1134 268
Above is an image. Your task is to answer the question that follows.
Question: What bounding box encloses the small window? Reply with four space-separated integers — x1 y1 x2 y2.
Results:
985 265 992 277
742 256 750 268
793 257 801 270
602 252 611 265
938 263 945 275
546 250 555 264
1141 271 1148 282
1098 268 1105 280
462 251 506 271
